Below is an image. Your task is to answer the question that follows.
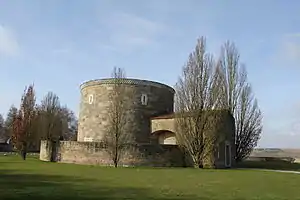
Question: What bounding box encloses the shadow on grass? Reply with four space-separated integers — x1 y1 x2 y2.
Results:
237 160 300 171
0 169 199 200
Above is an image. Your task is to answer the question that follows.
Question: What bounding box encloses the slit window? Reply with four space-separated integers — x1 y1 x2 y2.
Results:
141 94 148 105
217 145 220 159
88 94 94 104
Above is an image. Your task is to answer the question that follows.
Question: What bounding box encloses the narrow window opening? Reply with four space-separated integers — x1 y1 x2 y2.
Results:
141 94 148 105
88 95 94 104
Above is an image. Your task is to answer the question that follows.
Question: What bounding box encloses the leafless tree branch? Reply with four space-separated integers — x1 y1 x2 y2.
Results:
174 37 222 168
216 41 263 161
103 67 136 167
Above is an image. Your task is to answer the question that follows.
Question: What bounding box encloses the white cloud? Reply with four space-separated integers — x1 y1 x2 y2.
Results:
99 12 167 52
283 41 300 63
275 33 300 66
257 100 300 148
287 121 300 136
0 25 20 56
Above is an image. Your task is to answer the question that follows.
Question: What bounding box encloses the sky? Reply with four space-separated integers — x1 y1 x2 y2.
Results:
0 0 300 148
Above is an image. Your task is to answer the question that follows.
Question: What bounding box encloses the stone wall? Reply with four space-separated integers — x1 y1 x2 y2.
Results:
157 132 177 145
202 110 236 168
40 140 185 167
151 118 175 133
40 140 51 161
78 78 175 143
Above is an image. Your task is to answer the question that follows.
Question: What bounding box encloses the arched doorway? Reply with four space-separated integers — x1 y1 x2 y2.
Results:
151 130 177 145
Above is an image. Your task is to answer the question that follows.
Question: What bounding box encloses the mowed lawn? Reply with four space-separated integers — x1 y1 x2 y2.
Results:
1 156 300 200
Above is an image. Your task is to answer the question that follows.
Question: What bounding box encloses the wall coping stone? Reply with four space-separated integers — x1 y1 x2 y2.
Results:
80 78 175 93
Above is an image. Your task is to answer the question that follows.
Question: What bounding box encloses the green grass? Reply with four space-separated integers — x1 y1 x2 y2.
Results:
1 155 300 200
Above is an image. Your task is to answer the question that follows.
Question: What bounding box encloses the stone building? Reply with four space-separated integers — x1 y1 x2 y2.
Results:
40 78 235 168
78 78 174 143
151 111 235 168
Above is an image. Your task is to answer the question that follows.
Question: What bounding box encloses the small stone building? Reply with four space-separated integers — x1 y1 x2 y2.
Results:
151 111 235 168
40 78 235 168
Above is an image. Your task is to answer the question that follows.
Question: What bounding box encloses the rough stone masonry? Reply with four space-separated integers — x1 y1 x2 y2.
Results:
40 78 235 168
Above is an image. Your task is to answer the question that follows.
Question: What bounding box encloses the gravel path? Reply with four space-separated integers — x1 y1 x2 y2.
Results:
238 168 300 174
260 169 300 174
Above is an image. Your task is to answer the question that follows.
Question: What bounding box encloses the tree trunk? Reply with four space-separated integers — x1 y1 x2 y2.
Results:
182 151 187 167
21 142 27 160
192 157 202 168
113 157 118 168
20 150 26 160
114 142 118 168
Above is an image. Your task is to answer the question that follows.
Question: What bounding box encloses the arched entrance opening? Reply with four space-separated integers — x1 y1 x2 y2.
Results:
151 130 177 145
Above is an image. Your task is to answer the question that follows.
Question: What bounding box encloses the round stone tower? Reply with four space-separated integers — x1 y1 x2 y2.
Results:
77 78 175 143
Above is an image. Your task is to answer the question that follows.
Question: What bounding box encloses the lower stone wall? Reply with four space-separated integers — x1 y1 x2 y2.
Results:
40 140 52 161
40 140 186 167
137 144 186 167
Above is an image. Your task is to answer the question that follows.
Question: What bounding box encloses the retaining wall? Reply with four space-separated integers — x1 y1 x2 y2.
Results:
40 140 185 167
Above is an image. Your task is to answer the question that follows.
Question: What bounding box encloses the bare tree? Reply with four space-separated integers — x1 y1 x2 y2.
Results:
12 110 24 152
174 37 223 168
58 106 78 140
4 105 18 140
235 84 262 161
11 84 36 160
0 114 5 140
216 41 262 161
37 92 62 141
103 67 135 168
34 92 78 145
216 41 247 111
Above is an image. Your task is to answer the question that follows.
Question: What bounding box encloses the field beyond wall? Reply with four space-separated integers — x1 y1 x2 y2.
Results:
0 155 300 200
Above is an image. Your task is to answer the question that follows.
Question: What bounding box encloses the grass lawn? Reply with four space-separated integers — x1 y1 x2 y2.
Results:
1 155 300 200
